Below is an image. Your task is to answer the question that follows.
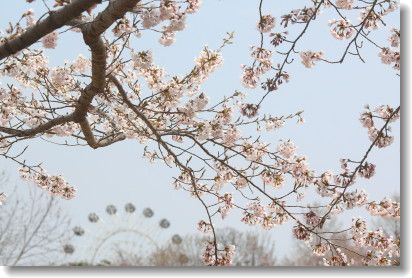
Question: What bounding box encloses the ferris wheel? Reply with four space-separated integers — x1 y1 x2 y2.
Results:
62 202 183 265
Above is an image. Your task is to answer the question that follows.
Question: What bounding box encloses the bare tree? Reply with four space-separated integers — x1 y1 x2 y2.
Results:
111 228 277 266
0 177 72 266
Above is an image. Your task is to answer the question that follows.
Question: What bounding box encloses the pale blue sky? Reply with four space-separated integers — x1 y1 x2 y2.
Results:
0 0 400 261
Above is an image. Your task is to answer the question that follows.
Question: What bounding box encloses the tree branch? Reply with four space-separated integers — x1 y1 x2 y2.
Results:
0 115 74 138
78 117 125 149
71 0 140 122
0 0 102 60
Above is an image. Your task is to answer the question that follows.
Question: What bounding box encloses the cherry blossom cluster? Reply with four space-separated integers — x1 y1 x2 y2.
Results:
19 166 76 200
201 241 236 266
323 248 353 266
379 29 400 72
351 218 399 266
367 198 400 218
42 31 58 49
241 46 273 89
329 19 354 40
359 104 400 148
257 15 276 33
218 193 234 219
241 201 289 230
300 51 324 68
197 220 213 233
137 0 202 46
0 192 5 205
335 0 353 10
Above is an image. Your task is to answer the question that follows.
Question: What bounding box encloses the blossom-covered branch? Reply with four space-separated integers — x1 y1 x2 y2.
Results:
0 0 400 266
0 0 101 60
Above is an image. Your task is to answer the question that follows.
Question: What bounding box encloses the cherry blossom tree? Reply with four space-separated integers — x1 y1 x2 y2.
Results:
0 0 400 266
